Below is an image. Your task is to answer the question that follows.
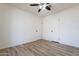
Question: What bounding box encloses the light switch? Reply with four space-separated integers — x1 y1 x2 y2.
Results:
36 30 38 32
51 30 53 32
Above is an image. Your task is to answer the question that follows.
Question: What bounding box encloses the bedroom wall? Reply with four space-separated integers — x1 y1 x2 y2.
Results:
0 3 79 49
0 4 42 49
43 6 79 48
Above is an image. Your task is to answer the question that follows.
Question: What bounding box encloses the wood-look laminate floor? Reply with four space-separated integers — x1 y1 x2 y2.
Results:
0 39 79 56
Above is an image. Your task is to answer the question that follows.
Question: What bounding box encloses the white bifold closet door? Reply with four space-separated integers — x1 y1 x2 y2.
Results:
43 15 60 42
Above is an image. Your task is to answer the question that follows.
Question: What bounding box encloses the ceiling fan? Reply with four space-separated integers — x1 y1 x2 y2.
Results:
30 3 52 12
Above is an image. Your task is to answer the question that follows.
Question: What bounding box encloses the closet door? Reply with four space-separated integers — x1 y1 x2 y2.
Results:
43 15 60 42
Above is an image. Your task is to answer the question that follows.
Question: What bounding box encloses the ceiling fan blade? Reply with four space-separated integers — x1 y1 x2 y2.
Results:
46 3 50 4
30 4 39 6
46 6 51 11
38 9 42 12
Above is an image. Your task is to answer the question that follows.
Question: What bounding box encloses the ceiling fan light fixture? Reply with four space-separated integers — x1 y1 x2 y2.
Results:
43 4 46 9
39 5 42 9
39 4 46 10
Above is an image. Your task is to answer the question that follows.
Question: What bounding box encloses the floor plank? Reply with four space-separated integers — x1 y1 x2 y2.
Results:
0 39 79 56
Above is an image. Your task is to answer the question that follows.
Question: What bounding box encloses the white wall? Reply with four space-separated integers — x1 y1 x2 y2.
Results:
0 4 42 49
1 4 79 49
43 6 79 48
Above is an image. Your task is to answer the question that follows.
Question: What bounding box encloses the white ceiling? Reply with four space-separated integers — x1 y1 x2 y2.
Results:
8 3 79 17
